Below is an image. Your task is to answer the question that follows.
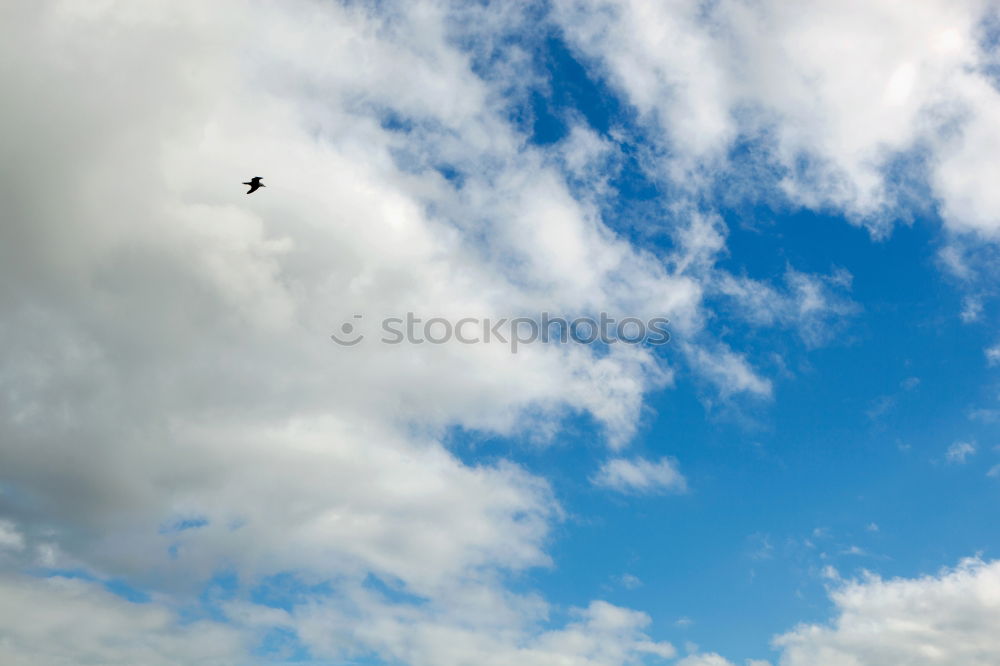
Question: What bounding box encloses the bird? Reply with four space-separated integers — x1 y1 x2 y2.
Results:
242 176 265 194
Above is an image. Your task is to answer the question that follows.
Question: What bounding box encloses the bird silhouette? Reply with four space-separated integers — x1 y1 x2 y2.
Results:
243 177 265 194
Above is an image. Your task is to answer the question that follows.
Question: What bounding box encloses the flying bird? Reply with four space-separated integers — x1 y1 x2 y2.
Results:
243 176 265 194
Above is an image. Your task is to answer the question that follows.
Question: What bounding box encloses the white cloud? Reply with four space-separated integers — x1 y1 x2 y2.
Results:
969 408 1000 423
0 574 247 666
288 595 677 666
821 566 841 582
677 654 737 666
946 440 977 464
553 0 737 179
686 344 773 398
620 573 644 590
961 296 983 322
986 343 1000 366
686 558 1000 666
0 0 679 572
554 0 1000 242
593 457 688 494
715 268 857 348
747 533 775 561
774 558 1000 666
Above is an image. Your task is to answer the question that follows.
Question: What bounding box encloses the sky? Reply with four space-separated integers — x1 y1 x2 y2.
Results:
2 1 1000 664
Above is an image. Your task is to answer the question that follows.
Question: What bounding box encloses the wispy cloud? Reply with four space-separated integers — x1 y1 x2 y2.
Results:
946 441 977 464
960 296 983 323
618 573 643 590
986 344 1000 366
593 457 688 494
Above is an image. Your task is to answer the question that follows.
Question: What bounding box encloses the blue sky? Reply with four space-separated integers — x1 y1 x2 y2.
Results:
3 1 1000 665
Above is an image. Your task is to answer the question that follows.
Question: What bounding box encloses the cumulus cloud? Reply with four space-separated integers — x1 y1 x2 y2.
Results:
0 0 843 661
774 558 1000 666
682 558 1000 666
288 596 676 666
0 0 946 662
555 0 1000 241
593 457 688 494
0 574 247 666
0 0 700 660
